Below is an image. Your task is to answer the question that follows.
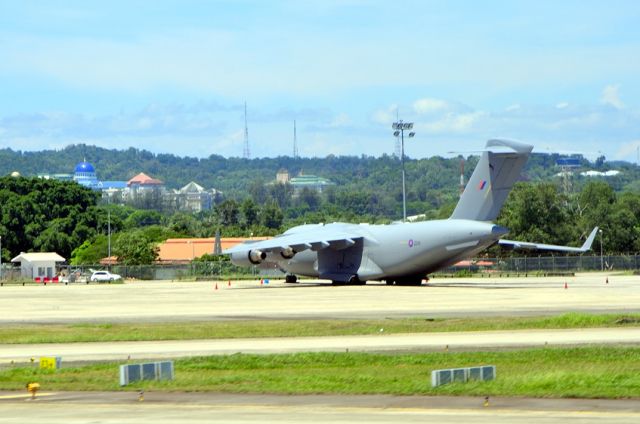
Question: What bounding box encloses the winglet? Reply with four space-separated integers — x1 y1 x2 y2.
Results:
580 227 599 252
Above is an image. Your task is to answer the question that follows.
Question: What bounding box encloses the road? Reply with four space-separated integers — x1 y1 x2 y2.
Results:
2 327 640 363
0 273 637 324
1 392 639 423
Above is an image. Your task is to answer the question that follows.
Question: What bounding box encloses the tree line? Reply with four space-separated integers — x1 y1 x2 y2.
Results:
1 164 639 266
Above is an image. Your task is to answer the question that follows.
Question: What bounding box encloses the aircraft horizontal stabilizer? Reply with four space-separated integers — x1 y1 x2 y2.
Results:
498 227 599 253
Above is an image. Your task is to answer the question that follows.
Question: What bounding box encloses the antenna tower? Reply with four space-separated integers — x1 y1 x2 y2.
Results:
293 120 299 158
243 102 250 159
394 108 401 158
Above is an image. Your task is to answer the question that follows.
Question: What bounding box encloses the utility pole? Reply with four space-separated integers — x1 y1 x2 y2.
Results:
0 235 3 281
107 209 111 266
599 229 604 271
293 120 298 158
243 101 250 159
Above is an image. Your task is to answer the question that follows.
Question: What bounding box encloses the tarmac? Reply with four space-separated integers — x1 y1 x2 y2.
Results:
1 272 639 423
1 392 639 423
2 327 640 363
0 272 637 324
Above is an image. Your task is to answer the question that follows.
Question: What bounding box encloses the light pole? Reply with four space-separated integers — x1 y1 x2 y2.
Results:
599 229 604 271
107 209 111 263
0 235 3 281
392 120 415 221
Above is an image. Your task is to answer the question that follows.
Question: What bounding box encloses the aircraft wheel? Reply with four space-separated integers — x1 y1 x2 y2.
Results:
385 280 394 285
285 274 298 284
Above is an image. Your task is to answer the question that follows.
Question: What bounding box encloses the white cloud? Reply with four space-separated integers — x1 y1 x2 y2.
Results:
419 111 486 134
371 104 398 125
556 102 569 109
601 84 624 109
505 104 521 112
413 98 450 115
329 113 351 128
615 140 640 160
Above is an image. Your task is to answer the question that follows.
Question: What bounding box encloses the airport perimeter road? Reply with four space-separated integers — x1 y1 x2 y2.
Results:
0 273 638 324
2 327 640 363
1 392 639 424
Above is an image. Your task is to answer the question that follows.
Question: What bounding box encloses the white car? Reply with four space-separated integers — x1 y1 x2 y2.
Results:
90 271 122 283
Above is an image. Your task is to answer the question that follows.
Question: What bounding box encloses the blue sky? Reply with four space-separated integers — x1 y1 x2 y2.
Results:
1 0 639 161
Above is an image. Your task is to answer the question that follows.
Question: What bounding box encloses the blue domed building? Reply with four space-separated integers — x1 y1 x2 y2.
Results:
73 161 99 188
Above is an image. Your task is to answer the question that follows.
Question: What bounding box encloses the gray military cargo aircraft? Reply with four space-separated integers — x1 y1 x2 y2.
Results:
224 139 597 285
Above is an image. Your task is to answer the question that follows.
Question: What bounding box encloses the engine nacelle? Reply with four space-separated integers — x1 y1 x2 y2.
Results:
248 249 267 264
280 247 296 259
230 249 267 267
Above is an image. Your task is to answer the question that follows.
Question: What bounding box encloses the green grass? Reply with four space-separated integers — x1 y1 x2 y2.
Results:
2 347 640 399
1 312 640 344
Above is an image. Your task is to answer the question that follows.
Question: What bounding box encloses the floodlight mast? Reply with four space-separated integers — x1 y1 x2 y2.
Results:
391 120 415 221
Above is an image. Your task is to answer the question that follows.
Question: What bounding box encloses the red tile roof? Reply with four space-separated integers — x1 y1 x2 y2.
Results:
128 172 164 186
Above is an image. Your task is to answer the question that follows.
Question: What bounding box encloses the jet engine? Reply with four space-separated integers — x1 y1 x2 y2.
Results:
248 249 267 264
280 247 296 259
230 249 267 267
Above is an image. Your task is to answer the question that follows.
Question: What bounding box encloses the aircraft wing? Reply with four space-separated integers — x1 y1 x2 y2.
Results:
223 227 371 255
498 227 598 253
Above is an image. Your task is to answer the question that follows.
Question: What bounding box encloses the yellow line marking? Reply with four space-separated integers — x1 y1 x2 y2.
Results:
0 393 57 399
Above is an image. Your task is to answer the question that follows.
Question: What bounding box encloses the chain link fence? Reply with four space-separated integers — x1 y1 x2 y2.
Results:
440 254 640 275
1 255 638 282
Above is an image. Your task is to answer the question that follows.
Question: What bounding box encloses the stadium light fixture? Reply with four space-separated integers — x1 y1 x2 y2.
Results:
391 120 416 221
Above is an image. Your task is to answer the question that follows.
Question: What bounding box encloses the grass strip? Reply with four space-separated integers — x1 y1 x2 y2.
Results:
1 312 639 344
1 347 639 399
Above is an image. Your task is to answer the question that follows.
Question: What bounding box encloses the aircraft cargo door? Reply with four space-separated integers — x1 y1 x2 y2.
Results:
317 238 363 283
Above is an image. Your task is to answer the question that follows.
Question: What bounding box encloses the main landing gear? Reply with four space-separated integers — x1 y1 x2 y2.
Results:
331 276 366 285
385 276 428 286
285 274 298 284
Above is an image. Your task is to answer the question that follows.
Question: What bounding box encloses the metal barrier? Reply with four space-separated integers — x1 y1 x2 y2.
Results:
432 365 496 387
1 255 638 282
440 254 640 275
119 361 174 386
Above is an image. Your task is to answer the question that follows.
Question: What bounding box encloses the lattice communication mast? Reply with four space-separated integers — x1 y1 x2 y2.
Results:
243 101 250 159
293 120 299 158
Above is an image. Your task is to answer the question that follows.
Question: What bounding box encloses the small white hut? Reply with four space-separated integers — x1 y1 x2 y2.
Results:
11 252 65 280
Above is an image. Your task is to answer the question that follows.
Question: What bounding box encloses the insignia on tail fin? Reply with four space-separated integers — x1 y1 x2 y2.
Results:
450 139 533 222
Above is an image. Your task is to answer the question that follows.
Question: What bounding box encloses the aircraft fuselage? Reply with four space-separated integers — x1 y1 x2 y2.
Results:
263 220 508 283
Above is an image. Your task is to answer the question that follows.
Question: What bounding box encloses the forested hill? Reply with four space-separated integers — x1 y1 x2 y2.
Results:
1 144 638 203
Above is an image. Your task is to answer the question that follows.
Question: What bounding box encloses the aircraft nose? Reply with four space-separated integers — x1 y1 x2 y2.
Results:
491 225 509 237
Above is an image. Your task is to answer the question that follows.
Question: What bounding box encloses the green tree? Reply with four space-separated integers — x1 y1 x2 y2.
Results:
124 210 163 229
217 200 240 226
498 182 574 245
241 198 259 227
261 202 284 229
113 230 158 265
168 212 200 236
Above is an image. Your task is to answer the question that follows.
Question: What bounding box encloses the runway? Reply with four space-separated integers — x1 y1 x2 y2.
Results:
2 327 640 363
2 273 639 423
1 392 639 424
0 273 637 324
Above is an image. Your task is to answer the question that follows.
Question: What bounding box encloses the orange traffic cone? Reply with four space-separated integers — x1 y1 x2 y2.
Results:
564 282 568 289
228 280 231 287
260 279 263 285
215 283 218 290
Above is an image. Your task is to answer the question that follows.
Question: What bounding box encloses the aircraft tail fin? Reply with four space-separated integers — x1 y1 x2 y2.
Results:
450 139 533 222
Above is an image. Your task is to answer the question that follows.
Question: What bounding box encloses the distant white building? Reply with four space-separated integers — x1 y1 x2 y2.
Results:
173 181 222 212
580 170 621 177
11 252 65 280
